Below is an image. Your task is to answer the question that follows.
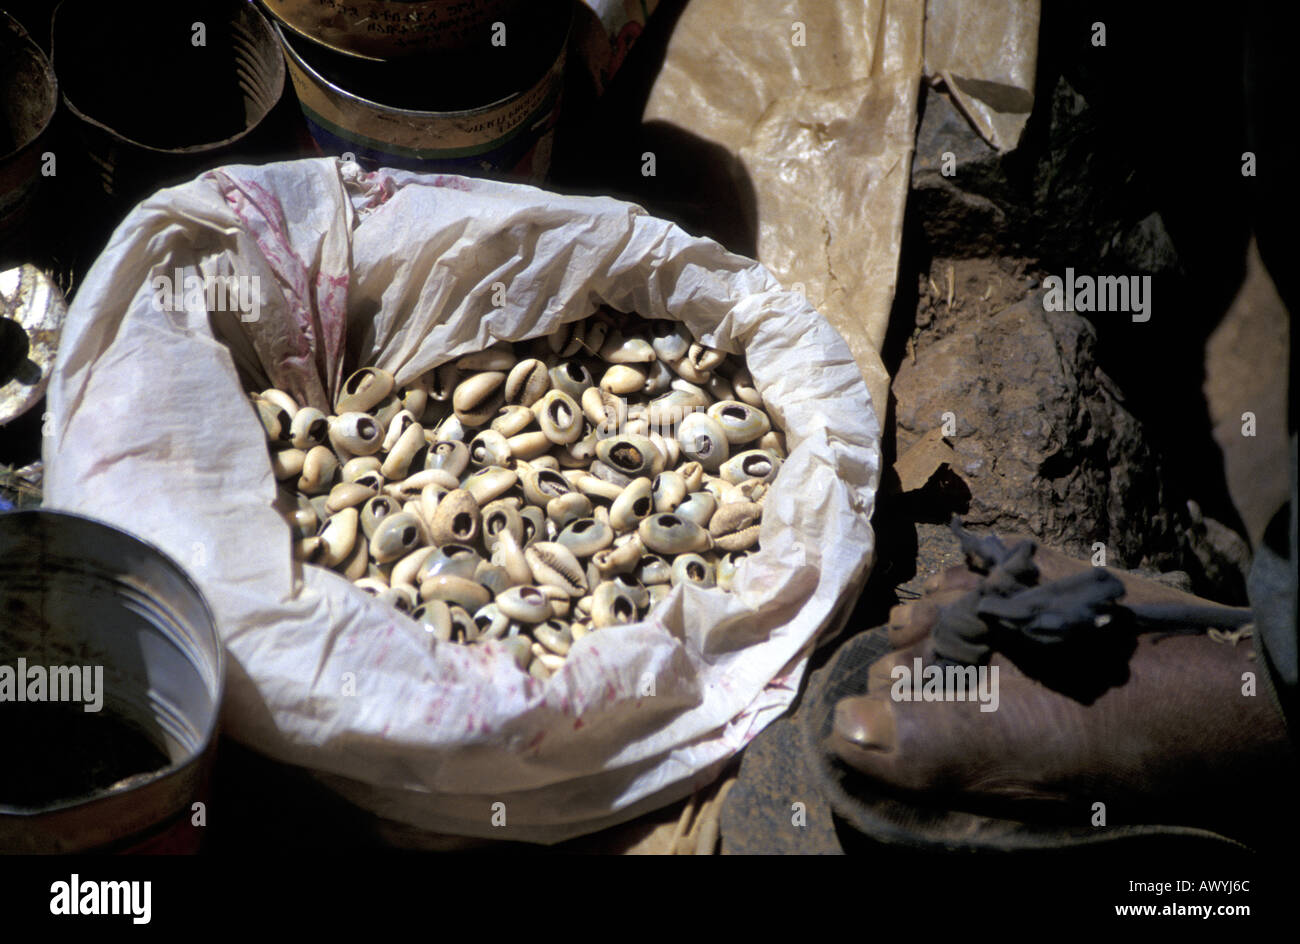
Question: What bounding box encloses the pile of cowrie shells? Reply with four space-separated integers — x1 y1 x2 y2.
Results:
255 309 787 682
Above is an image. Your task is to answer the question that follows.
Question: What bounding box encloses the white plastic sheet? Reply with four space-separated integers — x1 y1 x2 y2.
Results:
44 157 879 841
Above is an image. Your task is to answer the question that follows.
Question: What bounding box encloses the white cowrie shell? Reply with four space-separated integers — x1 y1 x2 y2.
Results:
326 480 376 513
475 559 514 598
610 477 654 533
426 363 459 402
419 544 483 582
419 574 491 612
431 412 465 443
390 545 436 589
546 492 593 530
430 488 480 546
720 449 781 485
519 464 571 507
370 511 422 564
502 633 533 669
496 585 552 623
412 599 453 642
354 576 389 595
535 389 584 445
506 430 552 460
453 371 506 427
524 542 587 596
686 342 725 373
318 507 359 567
469 429 512 468
504 358 550 407
641 358 674 396
298 445 339 495
462 466 518 505
674 491 718 528
717 550 751 591
456 344 515 372
599 331 655 363
557 517 614 557
596 435 660 478
549 361 593 400
482 498 524 551
519 506 546 547
255 398 290 443
708 500 763 552
647 583 673 608
426 439 469 477
533 620 573 656
678 461 705 492
576 474 624 502
397 381 428 420
331 412 384 456
759 429 786 458
547 320 585 358
449 605 478 644
651 471 687 513
731 368 763 408
473 603 512 641
491 528 534 585
705 373 736 404
341 455 382 482
591 580 639 628
382 409 418 451
671 553 715 588
290 407 329 449
491 404 535 437
600 364 646 395
635 554 672 586
677 413 729 471
336 367 395 414
340 539 370 580
381 422 427 480
581 386 627 434
271 448 307 481
384 468 457 502
638 514 711 555
361 494 399 539
531 648 566 675
260 388 299 416
649 321 690 362
708 401 771 445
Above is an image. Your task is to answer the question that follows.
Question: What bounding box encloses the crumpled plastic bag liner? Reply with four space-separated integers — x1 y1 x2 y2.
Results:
43 157 880 842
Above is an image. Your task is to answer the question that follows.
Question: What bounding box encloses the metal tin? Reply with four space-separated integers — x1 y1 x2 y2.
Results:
261 0 528 60
51 0 285 205
0 12 57 239
0 511 224 853
277 4 570 181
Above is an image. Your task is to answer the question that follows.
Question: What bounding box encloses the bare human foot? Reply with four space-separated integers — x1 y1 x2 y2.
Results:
828 546 1298 844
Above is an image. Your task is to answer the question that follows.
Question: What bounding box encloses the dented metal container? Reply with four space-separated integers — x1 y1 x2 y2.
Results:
0 12 57 240
51 0 285 207
0 511 223 853
277 2 570 181
261 0 529 60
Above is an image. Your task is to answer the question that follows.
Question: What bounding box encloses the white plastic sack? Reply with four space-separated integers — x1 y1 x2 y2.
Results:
44 158 880 842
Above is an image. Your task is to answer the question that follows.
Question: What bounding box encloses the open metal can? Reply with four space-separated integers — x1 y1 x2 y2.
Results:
0 12 57 241
0 511 224 853
278 2 571 181
261 0 529 60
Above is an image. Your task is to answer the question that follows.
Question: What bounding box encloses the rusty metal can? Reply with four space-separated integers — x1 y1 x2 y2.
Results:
261 0 529 60
51 0 286 206
278 2 570 181
0 12 57 240
0 511 224 853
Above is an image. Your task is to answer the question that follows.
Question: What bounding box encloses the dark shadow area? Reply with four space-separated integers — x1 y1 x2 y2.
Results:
549 0 758 258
